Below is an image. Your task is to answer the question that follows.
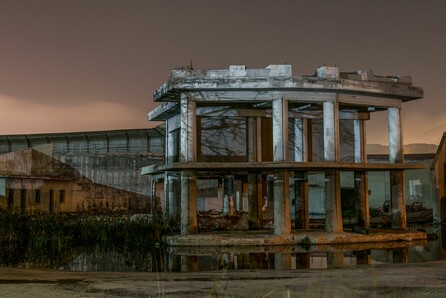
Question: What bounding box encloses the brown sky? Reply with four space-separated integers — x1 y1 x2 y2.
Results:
0 0 445 145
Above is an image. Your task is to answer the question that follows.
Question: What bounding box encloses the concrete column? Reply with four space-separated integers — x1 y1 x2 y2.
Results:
388 107 403 164
390 170 407 229
180 255 199 272
295 253 311 269
163 175 169 215
354 171 369 229
323 101 339 162
294 118 306 162
392 248 408 264
166 175 180 221
294 171 309 229
272 98 289 162
388 107 406 229
180 170 197 234
327 252 344 269
247 117 257 162
353 119 363 163
180 95 196 163
272 99 291 235
355 251 371 265
325 169 343 232
274 253 292 270
274 170 291 235
167 132 175 163
256 117 262 162
248 173 263 229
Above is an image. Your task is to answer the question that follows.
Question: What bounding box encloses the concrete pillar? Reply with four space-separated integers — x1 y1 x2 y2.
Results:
247 117 257 162
274 253 292 270
327 252 344 269
272 98 289 162
353 119 366 163
272 98 291 235
294 171 309 229
167 132 175 163
274 170 291 235
256 117 262 162
388 107 406 229
325 169 343 232
294 118 307 162
180 170 197 234
392 248 408 264
166 175 180 220
355 251 371 265
163 175 169 215
388 107 403 164
248 173 263 229
354 171 370 229
323 101 339 162
180 255 199 272
390 170 407 229
180 95 196 163
295 253 311 269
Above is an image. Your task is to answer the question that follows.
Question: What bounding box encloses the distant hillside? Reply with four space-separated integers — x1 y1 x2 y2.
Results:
367 143 438 155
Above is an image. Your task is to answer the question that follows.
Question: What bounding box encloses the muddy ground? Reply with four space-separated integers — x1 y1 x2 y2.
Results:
1 261 446 297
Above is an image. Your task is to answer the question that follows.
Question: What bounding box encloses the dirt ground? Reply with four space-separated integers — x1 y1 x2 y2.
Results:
1 261 446 297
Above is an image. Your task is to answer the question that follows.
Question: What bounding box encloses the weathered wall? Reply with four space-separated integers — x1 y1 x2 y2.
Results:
0 149 154 213
55 153 162 196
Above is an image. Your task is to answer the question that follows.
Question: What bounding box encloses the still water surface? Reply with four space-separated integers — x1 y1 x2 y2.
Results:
3 226 446 272
62 226 446 272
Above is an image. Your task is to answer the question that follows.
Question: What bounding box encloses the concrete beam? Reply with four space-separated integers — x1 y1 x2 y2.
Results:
338 94 402 109
196 106 267 118
141 160 427 175
154 77 423 102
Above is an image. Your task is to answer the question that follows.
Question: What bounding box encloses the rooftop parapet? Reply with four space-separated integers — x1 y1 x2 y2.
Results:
153 64 423 103
170 64 293 79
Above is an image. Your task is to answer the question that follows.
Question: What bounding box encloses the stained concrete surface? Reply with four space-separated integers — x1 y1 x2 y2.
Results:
1 260 446 297
163 229 427 246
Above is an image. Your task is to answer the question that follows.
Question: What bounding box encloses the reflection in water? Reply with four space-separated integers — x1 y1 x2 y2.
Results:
2 226 446 272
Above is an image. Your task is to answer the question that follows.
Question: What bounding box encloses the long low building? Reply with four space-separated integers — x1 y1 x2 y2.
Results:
0 128 165 212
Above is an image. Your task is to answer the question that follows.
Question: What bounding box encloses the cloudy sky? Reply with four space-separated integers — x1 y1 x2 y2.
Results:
0 0 445 145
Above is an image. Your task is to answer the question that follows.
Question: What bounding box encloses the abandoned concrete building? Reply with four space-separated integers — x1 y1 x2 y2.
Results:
143 64 426 238
0 128 164 212
432 132 446 225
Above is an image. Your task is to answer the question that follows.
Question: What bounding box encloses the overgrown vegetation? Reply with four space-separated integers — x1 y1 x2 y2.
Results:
0 210 168 268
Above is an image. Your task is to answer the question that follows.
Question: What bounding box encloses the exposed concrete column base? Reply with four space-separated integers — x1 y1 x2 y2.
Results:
327 252 344 269
390 170 407 229
180 170 198 235
325 170 343 232
354 171 370 229
274 253 292 270
294 171 309 229
274 170 291 235
248 173 263 229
